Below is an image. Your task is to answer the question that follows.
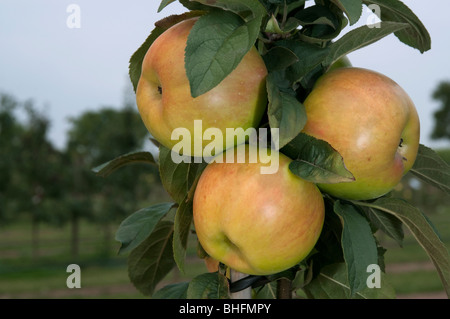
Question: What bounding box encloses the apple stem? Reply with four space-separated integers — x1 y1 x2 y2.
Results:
230 269 252 299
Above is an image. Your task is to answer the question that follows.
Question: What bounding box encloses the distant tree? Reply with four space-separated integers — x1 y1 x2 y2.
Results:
0 93 24 223
65 105 160 256
1 97 66 258
431 81 450 141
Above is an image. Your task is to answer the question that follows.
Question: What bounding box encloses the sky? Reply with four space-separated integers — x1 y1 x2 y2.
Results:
0 1 449 151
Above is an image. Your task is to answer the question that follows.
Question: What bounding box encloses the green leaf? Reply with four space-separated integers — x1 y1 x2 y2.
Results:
192 0 267 18
333 201 379 296
159 146 207 204
363 0 431 53
92 151 156 178
128 220 176 296
266 72 307 149
361 205 404 247
128 11 204 92
115 203 174 255
173 197 194 273
263 46 298 72
187 272 230 299
303 263 395 299
355 197 450 298
153 282 189 299
323 21 408 67
410 144 450 195
157 0 176 12
294 4 340 28
276 40 330 84
253 282 277 299
185 10 262 97
331 0 363 25
282 133 355 184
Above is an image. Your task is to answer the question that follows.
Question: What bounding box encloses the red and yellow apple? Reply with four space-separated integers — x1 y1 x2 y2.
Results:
136 18 268 157
193 145 325 275
302 67 420 200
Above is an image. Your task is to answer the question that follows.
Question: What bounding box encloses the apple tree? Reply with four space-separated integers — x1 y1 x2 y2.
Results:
94 0 450 299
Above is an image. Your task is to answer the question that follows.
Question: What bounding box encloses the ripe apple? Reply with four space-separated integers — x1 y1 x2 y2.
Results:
136 18 268 157
302 67 420 200
193 145 325 275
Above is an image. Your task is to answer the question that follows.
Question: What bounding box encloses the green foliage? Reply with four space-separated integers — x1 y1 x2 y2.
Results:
430 81 450 141
186 272 230 299
127 220 176 296
282 133 355 184
95 0 450 300
411 144 450 195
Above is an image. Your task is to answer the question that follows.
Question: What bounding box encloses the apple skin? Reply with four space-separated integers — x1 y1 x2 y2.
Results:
193 145 325 276
302 67 420 200
136 18 268 157
327 56 352 72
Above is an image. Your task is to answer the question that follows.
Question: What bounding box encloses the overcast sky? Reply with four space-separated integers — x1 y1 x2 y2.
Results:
1 1 449 151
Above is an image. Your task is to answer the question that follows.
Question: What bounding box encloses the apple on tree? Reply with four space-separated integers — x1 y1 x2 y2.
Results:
136 18 268 157
302 67 420 200
193 145 325 276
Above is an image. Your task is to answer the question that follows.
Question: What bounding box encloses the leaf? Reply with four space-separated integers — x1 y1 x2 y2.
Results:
157 0 176 12
282 133 355 184
331 0 363 25
187 272 230 299
115 203 174 255
294 4 344 44
294 4 340 28
410 144 450 195
276 39 330 84
153 282 189 299
128 221 176 296
362 205 404 247
323 21 408 67
266 72 307 149
185 10 262 97
92 151 156 178
173 196 194 273
253 282 277 299
262 46 298 72
333 201 379 296
303 263 395 299
159 145 207 204
363 0 431 53
192 0 267 18
355 197 450 298
128 11 204 92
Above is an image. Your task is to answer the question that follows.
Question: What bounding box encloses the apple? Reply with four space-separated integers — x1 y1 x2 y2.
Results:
193 145 325 275
136 18 268 157
327 55 352 72
302 67 420 200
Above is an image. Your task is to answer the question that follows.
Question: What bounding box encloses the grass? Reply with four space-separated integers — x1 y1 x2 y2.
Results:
0 207 449 299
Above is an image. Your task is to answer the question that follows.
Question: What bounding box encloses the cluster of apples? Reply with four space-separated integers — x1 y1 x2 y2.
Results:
136 18 420 276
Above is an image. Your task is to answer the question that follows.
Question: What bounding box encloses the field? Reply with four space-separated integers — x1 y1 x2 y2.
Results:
0 209 449 299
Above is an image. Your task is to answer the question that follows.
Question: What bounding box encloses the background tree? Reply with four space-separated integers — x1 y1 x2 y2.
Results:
0 93 24 223
431 81 450 142
65 104 162 257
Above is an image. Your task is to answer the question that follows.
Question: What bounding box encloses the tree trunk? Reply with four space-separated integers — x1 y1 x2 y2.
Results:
31 212 40 260
71 212 79 259
277 278 292 299
230 269 252 299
